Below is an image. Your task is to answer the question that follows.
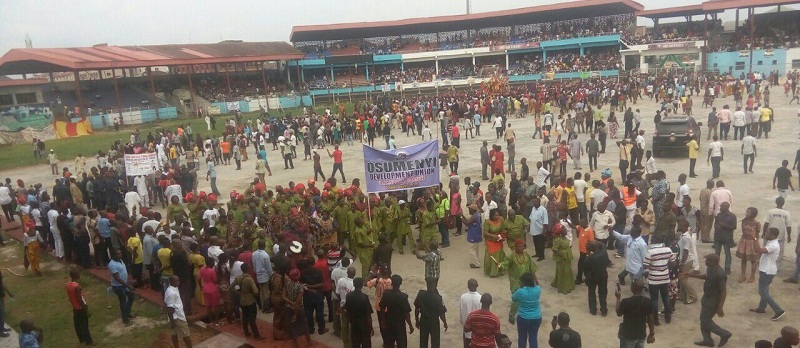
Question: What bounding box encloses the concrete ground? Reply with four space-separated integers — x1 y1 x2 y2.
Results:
3 87 799 347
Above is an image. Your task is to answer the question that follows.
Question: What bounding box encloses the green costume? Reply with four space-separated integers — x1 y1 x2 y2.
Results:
332 204 351 246
551 236 575 294
419 210 439 246
251 237 274 255
502 216 528 248
187 203 203 230
501 251 537 317
390 204 412 253
351 225 375 278
483 219 506 278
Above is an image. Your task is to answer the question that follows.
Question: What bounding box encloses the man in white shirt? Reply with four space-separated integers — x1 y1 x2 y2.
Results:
675 174 690 209
534 162 550 189
573 173 588 220
481 192 498 221
741 131 757 174
124 190 141 218
751 228 785 321
459 279 482 347
203 206 219 228
164 180 183 204
708 181 733 217
164 275 191 346
678 220 699 304
47 208 64 259
330 258 350 337
642 234 676 325
707 136 724 179
336 267 356 346
645 150 657 179
0 185 14 222
589 202 615 248
764 196 792 268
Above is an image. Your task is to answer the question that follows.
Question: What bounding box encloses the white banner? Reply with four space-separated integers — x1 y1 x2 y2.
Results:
124 153 159 176
227 102 240 111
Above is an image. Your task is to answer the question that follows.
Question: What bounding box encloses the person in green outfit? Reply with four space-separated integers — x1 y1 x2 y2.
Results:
379 198 394 241
551 216 576 294
332 199 352 246
419 201 439 252
503 208 529 249
351 216 376 278
483 209 507 277
390 200 412 254
500 238 537 324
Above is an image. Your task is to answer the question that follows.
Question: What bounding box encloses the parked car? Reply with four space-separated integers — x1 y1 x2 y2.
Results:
652 116 702 157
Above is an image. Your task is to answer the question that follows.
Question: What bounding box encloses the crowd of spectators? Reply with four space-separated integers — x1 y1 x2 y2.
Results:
625 20 713 45
295 13 635 57
194 77 285 102
544 48 622 72
710 12 800 52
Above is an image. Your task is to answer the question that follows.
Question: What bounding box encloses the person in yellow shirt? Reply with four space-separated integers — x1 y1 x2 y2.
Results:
686 136 700 178
127 232 144 288
565 178 579 223
758 105 773 138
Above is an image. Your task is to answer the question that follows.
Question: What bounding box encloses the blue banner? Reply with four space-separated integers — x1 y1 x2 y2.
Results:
363 140 440 193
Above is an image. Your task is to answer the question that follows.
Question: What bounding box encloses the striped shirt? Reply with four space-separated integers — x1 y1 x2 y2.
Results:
464 309 501 348
643 244 676 285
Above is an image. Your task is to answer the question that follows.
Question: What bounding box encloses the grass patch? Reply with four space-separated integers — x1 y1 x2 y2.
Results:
0 241 185 348
0 101 359 171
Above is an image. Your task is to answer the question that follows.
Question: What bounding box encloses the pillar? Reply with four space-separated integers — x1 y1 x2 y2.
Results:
260 62 269 97
435 59 439 76
401 62 404 72
542 50 547 69
654 18 660 39
147 67 160 119
225 67 232 94
300 68 305 82
112 69 122 120
187 64 196 113
580 45 585 57
366 64 370 81
735 9 739 28
749 7 755 74
472 55 476 66
505 53 509 71
330 66 335 83
73 71 85 117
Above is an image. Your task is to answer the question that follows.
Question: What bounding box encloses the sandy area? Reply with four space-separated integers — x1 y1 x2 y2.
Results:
3 88 800 347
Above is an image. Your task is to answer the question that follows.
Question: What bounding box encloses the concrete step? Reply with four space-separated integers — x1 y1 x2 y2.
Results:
193 332 250 348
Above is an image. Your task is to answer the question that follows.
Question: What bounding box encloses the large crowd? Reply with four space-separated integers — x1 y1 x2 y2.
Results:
2 67 800 348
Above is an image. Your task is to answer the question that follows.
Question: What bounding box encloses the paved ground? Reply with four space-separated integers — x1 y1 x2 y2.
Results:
2 87 800 347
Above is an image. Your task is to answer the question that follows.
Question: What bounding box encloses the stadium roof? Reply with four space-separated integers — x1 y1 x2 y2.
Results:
638 5 715 19
0 78 49 88
290 0 644 42
0 41 303 75
702 0 800 11
643 0 800 18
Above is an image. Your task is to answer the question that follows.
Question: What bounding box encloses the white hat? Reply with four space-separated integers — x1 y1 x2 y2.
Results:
278 136 285 141
398 200 406 205
289 241 303 254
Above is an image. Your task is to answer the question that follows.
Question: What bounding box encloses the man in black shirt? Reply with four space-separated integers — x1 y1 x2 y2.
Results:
773 160 795 196
615 279 655 347
684 253 732 347
344 277 373 348
414 277 448 348
549 312 581 348
299 259 328 335
380 275 414 348
584 241 610 316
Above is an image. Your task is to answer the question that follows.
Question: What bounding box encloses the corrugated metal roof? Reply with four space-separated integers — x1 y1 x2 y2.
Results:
0 41 303 75
291 0 644 42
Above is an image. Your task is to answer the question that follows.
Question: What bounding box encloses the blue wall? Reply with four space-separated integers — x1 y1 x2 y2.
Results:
83 106 177 129
706 49 787 76
279 95 313 108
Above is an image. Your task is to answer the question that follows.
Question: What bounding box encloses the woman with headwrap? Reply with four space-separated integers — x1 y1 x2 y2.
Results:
283 268 313 347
